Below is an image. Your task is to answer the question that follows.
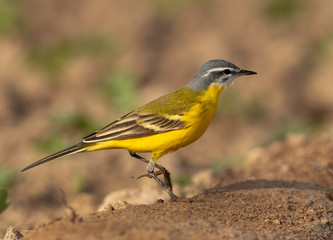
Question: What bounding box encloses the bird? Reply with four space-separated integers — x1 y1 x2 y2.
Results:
22 59 257 198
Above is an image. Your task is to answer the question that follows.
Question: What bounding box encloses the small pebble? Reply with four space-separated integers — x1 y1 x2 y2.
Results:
321 219 329 225
4 226 23 240
273 219 281 225
156 199 164 203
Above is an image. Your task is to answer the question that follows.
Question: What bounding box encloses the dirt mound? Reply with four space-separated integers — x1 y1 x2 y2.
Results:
19 187 332 240
15 135 332 240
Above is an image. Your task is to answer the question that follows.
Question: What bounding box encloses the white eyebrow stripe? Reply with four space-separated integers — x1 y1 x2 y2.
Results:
201 67 230 77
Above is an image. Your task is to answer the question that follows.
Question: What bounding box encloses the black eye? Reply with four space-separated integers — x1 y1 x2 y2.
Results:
223 69 231 75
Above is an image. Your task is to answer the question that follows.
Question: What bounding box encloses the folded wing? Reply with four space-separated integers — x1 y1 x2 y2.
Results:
83 112 185 143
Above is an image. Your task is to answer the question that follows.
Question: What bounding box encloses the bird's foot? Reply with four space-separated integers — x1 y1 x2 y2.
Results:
129 151 177 199
136 169 164 179
146 160 177 198
149 171 178 199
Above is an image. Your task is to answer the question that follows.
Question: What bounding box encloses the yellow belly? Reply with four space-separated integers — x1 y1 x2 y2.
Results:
88 84 224 159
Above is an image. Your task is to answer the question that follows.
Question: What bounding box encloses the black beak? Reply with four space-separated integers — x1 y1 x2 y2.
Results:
239 69 257 75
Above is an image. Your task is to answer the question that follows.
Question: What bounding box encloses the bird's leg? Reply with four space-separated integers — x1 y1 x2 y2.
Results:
146 159 177 198
128 151 177 198
129 151 149 164
129 151 171 183
129 151 173 188
154 165 172 192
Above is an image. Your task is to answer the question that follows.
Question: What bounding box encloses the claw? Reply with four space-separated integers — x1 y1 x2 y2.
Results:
136 170 163 179
136 173 150 179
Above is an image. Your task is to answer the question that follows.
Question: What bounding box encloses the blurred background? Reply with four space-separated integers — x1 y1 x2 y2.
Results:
1 0 333 233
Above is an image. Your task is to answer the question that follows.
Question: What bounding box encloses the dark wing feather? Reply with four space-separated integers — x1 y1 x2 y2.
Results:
83 112 185 143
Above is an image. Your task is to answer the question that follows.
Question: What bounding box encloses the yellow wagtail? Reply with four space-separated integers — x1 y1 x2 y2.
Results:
22 59 257 198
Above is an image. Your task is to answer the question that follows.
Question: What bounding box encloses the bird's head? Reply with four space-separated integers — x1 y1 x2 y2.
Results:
188 59 257 91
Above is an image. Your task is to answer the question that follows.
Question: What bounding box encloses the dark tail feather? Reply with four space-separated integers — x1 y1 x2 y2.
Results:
21 142 90 172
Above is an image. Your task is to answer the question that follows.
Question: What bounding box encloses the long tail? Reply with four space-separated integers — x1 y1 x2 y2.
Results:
21 142 90 172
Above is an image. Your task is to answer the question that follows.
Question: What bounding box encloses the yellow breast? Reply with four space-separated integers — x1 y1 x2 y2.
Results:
179 84 223 145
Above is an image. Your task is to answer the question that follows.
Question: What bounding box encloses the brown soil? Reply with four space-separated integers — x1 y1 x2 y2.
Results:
16 135 333 240
20 188 333 240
